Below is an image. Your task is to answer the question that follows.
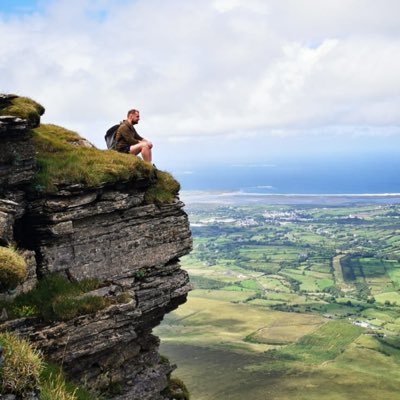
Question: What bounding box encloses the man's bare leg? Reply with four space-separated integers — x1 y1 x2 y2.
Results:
129 142 152 163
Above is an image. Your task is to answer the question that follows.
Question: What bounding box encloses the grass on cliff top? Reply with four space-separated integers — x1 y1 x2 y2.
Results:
144 169 180 204
32 124 180 203
0 95 45 126
33 124 153 191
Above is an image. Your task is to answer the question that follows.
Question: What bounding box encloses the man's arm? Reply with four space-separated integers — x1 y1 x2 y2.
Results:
132 126 144 142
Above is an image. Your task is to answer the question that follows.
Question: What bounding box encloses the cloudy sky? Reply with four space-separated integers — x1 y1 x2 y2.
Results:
1 0 400 169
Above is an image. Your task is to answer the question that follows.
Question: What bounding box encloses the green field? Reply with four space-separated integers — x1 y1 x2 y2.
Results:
155 202 400 399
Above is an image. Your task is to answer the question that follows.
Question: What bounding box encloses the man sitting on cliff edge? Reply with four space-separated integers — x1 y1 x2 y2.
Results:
115 109 153 163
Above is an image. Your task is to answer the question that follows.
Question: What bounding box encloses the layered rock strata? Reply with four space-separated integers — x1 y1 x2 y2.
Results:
0 101 192 399
0 113 39 293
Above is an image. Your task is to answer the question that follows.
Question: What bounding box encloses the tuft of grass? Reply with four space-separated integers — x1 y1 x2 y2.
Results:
51 295 107 322
0 95 45 127
12 274 107 322
0 332 42 396
116 292 132 304
11 304 38 317
40 372 77 400
32 124 153 192
144 170 180 204
0 246 27 291
0 334 98 400
162 376 190 400
40 363 99 400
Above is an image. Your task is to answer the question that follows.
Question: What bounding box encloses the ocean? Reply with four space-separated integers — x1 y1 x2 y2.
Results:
174 155 400 194
172 155 400 204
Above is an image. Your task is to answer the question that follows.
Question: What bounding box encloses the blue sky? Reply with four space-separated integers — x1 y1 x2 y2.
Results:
1 0 400 170
1 0 42 14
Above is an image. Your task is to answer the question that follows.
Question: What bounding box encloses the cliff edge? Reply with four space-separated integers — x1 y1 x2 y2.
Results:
0 95 192 399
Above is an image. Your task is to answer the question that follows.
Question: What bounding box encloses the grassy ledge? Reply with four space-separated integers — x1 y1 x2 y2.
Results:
0 95 45 127
1 94 180 203
7 274 107 322
144 169 180 205
32 124 153 192
32 123 180 203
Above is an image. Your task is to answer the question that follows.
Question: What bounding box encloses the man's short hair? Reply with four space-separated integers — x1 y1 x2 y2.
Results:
127 109 139 117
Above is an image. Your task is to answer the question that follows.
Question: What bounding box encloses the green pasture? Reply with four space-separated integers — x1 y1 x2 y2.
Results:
386 235 400 247
280 269 334 292
162 203 400 400
256 275 291 292
264 291 311 304
375 292 400 305
190 288 257 302
160 339 400 400
283 321 363 364
241 244 300 255
285 301 363 318
296 232 327 245
332 334 400 383
360 307 396 323
245 314 323 345
158 306 400 400
311 206 377 218
308 260 332 273
383 321 400 333
157 290 325 353
239 279 262 290
238 260 282 274
386 265 400 282
357 258 387 276
248 298 290 307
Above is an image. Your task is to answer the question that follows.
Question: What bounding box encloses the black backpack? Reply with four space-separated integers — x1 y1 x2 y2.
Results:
105 124 120 149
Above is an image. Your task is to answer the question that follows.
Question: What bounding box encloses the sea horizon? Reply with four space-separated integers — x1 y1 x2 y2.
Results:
172 155 400 203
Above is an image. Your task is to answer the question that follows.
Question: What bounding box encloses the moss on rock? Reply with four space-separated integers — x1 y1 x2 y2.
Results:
0 95 45 127
12 274 107 322
162 376 190 400
144 170 180 204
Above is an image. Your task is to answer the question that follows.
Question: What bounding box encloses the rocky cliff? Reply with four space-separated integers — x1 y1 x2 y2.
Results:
0 95 192 399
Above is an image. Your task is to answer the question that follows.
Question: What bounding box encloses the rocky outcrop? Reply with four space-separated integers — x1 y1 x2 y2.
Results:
0 113 39 293
20 185 191 282
0 99 192 399
0 115 36 189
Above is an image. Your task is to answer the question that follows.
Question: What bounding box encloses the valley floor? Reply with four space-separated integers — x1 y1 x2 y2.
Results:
155 202 400 399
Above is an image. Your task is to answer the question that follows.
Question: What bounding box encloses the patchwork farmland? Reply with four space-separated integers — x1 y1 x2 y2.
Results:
156 202 400 399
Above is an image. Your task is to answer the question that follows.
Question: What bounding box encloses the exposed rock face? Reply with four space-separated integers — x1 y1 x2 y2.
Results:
0 102 192 399
0 116 39 294
21 185 192 282
0 115 36 188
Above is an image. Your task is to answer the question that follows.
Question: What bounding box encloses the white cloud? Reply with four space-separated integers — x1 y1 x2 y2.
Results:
0 0 400 157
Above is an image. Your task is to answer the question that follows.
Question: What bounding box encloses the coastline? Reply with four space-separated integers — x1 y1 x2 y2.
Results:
181 190 400 205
